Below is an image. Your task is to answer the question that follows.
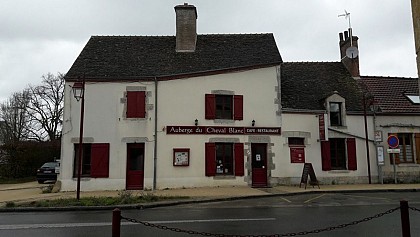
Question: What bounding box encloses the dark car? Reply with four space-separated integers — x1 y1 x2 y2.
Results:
36 162 59 184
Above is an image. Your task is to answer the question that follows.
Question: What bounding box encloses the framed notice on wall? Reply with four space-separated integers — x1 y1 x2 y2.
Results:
173 148 190 166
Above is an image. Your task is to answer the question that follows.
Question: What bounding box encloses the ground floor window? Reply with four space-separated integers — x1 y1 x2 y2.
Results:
73 143 110 178
205 142 244 176
390 133 417 164
321 138 357 171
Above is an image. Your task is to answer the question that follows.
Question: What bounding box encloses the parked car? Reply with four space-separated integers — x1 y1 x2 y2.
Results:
36 162 59 184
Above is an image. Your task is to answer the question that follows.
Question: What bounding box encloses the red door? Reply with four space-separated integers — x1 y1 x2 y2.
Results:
251 143 268 187
126 143 144 190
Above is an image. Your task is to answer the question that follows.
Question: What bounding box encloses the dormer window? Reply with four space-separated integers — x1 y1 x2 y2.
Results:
329 102 342 126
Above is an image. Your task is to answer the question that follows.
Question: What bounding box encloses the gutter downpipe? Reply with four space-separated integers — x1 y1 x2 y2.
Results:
153 77 158 190
363 94 372 184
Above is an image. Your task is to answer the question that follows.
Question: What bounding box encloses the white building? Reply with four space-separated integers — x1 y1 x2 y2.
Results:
59 4 379 191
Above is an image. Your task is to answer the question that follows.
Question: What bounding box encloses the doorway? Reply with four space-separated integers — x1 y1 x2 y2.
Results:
251 143 268 187
126 143 144 190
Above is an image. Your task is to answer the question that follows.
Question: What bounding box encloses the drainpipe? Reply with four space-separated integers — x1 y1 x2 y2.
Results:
363 94 372 184
153 77 158 190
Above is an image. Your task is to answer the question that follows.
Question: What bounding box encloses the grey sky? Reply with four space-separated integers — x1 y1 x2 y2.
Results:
0 0 417 102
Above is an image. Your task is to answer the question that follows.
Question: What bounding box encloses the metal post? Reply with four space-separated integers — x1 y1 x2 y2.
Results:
393 154 398 184
76 77 85 200
112 208 121 237
363 94 372 184
400 200 411 237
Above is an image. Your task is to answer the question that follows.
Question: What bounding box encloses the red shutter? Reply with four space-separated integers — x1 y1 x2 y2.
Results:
205 94 216 119
205 143 216 176
127 91 146 118
321 141 331 171
234 143 244 176
90 143 110 178
233 95 243 120
347 138 357 170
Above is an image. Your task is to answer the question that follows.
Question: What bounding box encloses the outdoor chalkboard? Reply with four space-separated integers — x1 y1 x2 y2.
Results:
299 163 320 189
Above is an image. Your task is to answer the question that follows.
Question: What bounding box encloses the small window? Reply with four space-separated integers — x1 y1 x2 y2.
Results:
216 95 233 120
329 102 342 126
288 137 305 146
398 133 414 163
216 143 233 175
405 95 420 104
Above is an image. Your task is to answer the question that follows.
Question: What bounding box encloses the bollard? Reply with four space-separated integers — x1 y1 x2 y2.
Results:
112 208 121 237
400 200 411 237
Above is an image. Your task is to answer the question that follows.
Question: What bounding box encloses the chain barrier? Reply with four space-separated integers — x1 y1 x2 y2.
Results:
120 206 400 237
409 206 420 213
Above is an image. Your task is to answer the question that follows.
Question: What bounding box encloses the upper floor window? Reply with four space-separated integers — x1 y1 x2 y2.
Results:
329 102 342 126
126 91 146 118
205 94 243 120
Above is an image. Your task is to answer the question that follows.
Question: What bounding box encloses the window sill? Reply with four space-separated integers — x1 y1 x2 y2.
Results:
72 177 91 180
214 119 235 124
397 163 419 167
213 175 236 180
329 125 348 129
328 170 350 174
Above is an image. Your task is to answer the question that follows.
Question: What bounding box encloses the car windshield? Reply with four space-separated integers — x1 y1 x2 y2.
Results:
41 162 58 168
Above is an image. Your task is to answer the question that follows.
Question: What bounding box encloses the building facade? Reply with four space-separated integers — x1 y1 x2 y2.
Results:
59 4 387 191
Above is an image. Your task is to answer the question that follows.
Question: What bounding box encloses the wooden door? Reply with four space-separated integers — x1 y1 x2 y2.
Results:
251 143 268 187
126 143 144 190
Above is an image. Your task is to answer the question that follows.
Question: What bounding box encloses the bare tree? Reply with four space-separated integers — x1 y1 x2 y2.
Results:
27 73 64 141
0 91 31 143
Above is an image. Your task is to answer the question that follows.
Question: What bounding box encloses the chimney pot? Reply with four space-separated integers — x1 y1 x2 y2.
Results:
344 31 349 40
339 32 344 42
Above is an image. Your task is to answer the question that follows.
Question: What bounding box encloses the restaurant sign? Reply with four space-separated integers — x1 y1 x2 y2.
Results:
166 126 281 135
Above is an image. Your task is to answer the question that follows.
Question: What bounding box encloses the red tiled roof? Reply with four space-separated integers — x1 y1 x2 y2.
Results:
360 76 420 114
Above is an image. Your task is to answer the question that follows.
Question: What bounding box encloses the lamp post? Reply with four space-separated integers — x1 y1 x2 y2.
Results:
72 77 85 200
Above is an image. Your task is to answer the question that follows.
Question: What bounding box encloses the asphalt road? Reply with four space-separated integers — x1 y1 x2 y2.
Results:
1 192 420 237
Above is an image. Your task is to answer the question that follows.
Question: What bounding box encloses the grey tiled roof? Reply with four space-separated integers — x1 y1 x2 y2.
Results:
281 62 364 112
360 76 420 114
65 34 282 80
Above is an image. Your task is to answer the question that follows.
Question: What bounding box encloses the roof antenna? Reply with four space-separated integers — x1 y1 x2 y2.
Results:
338 10 353 46
338 10 358 59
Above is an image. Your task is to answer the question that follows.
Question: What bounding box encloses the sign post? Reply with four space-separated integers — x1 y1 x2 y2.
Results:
387 135 399 184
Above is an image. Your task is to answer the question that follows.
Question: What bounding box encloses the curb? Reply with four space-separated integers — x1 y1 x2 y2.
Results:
1 188 419 213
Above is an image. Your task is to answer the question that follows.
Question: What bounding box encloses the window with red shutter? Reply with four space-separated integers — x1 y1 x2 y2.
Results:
346 138 357 170
205 143 216 176
234 143 244 176
321 141 331 171
233 95 243 120
127 91 146 118
205 94 216 119
205 93 244 120
90 143 110 178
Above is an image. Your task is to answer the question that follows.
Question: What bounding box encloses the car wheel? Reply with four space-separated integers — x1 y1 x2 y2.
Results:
37 180 44 184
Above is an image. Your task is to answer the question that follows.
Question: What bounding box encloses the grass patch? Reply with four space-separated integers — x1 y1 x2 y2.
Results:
0 177 36 184
10 192 189 208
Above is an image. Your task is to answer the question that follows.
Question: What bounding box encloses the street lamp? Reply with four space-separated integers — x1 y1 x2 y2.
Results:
72 78 85 200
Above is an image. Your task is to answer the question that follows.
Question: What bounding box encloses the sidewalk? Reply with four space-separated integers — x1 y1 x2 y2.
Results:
1 181 420 209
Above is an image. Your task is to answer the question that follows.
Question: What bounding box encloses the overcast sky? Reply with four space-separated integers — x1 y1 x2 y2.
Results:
0 0 417 102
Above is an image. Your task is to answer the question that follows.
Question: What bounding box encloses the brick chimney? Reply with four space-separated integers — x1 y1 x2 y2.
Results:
174 3 197 52
339 28 360 77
